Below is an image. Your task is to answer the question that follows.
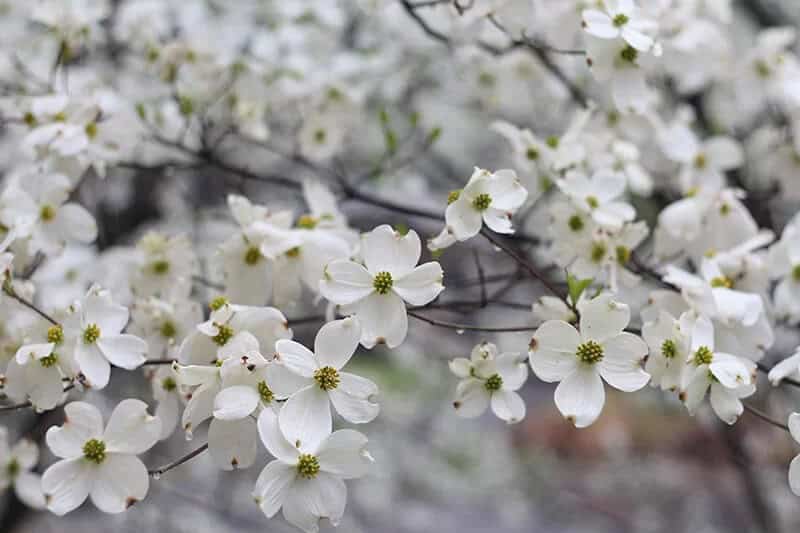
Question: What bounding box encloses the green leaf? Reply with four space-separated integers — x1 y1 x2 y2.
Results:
566 273 592 306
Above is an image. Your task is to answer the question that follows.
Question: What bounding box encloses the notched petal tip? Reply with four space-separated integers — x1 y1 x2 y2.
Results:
126 497 138 509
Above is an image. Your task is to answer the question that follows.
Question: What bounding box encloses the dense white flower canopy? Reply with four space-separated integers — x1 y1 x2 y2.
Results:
0 1 800 532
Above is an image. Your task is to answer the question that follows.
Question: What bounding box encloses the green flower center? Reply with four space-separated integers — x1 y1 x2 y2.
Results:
6 458 19 478
83 324 101 344
297 454 320 479
719 203 730 216
616 245 630 265
296 215 317 229
793 264 800 282
83 438 106 464
620 45 638 63
568 215 584 232
472 193 492 211
526 147 539 160
576 340 604 364
244 246 261 265
151 260 170 275
85 122 98 139
162 376 177 391
484 374 503 392
612 14 629 26
373 271 393 295
40 204 56 222
40 353 58 368
586 195 599 209
314 129 326 144
590 242 607 263
546 136 559 148
447 189 461 205
661 339 677 359
212 324 234 346
285 246 301 258
694 153 707 169
693 345 713 366
314 366 340 391
257 381 274 403
47 325 64 345
710 276 733 289
209 296 229 311
161 320 177 338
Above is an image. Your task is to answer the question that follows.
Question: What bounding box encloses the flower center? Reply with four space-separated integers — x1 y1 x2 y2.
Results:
83 438 107 464
212 323 234 346
590 242 607 263
296 215 317 229
40 204 56 222
162 376 177 391
526 147 539 160
297 454 320 479
619 45 638 63
40 353 58 367
484 374 503 392
612 13 629 27
83 324 101 344
661 339 677 359
694 153 707 169
151 260 170 275
285 246 301 257
244 246 261 265
209 296 229 311
546 136 559 148
576 340 604 364
710 276 733 289
161 320 177 338
447 189 461 205
6 458 19 478
47 325 64 344
314 366 340 391
373 271 393 295
568 215 584 232
85 122 98 139
792 264 800 282
693 345 713 366
616 245 630 265
585 195 599 208
257 380 274 403
472 193 492 211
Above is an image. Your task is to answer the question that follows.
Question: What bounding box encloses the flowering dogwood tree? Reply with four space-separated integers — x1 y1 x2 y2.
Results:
1 0 800 532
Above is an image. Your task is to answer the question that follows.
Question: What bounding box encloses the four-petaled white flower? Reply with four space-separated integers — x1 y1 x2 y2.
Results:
253 407 372 533
42 400 161 515
0 427 45 509
557 171 635 231
582 0 655 52
529 293 649 428
320 225 444 348
450 342 528 423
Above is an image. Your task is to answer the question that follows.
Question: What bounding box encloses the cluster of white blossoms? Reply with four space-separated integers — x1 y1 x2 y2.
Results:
2 0 800 531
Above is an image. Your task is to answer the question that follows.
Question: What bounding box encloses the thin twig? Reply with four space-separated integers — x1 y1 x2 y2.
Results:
408 310 536 332
742 403 789 431
149 442 209 477
3 285 59 326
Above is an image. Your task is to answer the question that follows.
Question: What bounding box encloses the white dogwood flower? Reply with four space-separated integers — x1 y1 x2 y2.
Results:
450 342 528 423
582 0 655 52
320 225 444 348
529 293 649 427
0 427 45 509
42 400 161 515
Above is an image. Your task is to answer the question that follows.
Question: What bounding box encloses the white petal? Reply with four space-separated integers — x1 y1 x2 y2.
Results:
704 137 743 170
598 333 650 392
254 460 295 518
257 408 300 463
213 385 260 420
42 458 91 515
265 363 311 399
75 343 111 389
57 204 98 243
282 474 346 533
14 343 55 364
314 317 361 370
208 417 258 470
621 27 653 51
580 294 630 343
103 399 161 455
482 208 515 234
330 372 380 424
709 353 752 388
582 10 618 39
709 384 743 425
46 402 104 458
445 197 483 240
96 334 148 370
612 68 651 115
529 320 580 382
490 390 526 423
554 367 605 428
392 262 444 306
789 413 800 444
279 385 332 452
690 315 715 352
181 382 217 433
317 429 370 479
495 353 528 390
355 291 408 349
275 339 318 378
363 224 421 278
15 471 45 509
790 455 800 496
89 454 149 513
449 358 472 378
681 366 710 414
319 260 374 305
453 379 490 418
12 438 39 469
